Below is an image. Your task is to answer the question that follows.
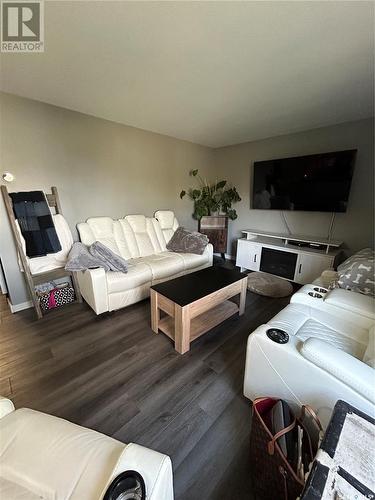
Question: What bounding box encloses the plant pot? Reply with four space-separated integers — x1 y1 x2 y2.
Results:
198 215 228 256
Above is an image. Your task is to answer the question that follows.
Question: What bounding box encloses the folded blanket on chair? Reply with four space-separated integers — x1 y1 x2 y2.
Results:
10 191 61 257
65 242 111 272
89 241 128 273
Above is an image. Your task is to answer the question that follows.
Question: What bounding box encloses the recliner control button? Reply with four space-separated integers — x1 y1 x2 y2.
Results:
266 328 289 344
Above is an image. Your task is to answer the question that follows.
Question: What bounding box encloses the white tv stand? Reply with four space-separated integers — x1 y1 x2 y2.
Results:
236 229 343 285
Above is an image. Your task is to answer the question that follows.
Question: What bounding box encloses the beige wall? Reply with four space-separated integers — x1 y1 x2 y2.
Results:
0 92 215 306
1 92 373 308
214 119 374 257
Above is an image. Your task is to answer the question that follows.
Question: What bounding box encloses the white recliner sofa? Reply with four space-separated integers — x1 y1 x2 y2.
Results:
76 211 213 314
0 396 173 500
244 284 375 428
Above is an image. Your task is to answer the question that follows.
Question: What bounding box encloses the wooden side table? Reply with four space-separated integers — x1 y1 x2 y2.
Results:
198 216 228 259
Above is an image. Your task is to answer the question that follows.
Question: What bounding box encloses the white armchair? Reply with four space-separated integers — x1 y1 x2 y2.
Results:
244 290 375 429
0 397 174 500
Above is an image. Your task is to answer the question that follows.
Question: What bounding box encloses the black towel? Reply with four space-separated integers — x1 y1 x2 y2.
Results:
10 191 62 258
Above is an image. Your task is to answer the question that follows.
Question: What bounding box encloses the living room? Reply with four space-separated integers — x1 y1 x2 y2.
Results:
0 2 374 499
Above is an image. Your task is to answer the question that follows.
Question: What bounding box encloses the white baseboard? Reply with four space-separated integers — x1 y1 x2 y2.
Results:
7 298 33 313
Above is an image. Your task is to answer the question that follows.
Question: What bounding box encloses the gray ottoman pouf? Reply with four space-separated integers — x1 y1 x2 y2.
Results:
247 272 293 298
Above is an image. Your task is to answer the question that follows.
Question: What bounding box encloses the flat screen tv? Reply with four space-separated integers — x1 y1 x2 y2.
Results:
252 149 356 212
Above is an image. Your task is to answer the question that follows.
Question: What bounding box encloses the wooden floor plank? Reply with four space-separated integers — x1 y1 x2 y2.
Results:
174 396 252 500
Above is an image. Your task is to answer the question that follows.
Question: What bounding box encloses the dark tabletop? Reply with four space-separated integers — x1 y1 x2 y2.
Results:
151 266 247 307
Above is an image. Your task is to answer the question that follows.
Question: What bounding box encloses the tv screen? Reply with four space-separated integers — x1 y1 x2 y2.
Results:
252 150 356 213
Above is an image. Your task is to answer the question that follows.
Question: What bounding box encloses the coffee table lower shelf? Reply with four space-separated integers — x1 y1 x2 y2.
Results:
158 300 239 343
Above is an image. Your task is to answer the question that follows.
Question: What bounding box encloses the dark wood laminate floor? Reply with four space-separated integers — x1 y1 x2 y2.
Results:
0 263 290 500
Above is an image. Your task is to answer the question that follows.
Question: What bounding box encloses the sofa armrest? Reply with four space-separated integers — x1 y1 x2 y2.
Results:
0 396 15 418
291 285 375 328
324 288 375 320
100 443 173 500
301 338 375 404
204 243 214 265
76 268 109 315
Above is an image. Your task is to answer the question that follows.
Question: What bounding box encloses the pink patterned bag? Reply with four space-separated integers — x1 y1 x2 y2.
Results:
38 283 75 311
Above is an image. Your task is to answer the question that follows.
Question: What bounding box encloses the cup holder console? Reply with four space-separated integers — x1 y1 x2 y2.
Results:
308 292 323 299
266 328 289 344
313 287 328 294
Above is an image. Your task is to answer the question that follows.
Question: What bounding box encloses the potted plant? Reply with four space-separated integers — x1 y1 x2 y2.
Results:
180 169 241 257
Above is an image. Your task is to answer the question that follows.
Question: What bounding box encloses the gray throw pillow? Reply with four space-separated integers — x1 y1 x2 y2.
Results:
335 248 374 296
167 227 209 255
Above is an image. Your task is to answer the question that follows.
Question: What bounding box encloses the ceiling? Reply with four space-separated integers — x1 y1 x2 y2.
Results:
1 1 374 147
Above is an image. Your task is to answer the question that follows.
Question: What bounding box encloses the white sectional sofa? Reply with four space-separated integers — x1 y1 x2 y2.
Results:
244 284 375 429
0 396 173 500
76 211 213 314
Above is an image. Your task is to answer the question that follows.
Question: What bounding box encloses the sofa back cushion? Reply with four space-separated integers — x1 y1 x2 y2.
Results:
125 215 164 257
154 210 179 244
77 217 122 255
77 212 180 260
78 217 131 260
117 219 139 259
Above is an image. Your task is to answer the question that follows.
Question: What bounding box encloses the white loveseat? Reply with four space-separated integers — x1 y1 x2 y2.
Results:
244 284 375 428
76 211 213 314
0 396 173 500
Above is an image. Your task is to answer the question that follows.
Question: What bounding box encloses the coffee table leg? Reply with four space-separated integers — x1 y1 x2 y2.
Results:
150 290 159 333
175 304 190 354
239 278 247 316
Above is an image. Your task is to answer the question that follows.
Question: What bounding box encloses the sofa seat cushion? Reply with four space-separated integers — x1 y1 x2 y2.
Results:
106 262 152 293
0 408 125 500
296 319 366 358
173 251 209 270
138 252 184 280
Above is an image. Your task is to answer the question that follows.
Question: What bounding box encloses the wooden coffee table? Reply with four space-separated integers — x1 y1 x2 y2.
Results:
150 267 247 354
